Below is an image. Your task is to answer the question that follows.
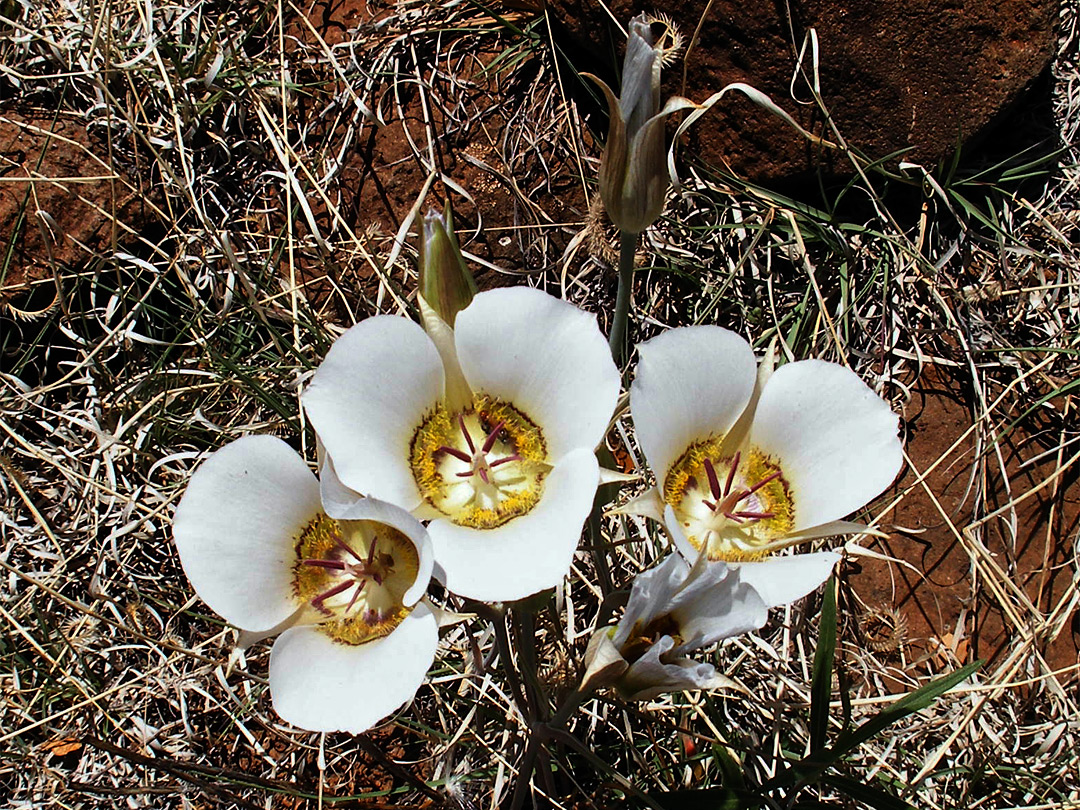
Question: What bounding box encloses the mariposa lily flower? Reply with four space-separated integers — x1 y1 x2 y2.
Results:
587 13 687 234
302 287 620 602
581 550 840 701
582 553 759 700
172 435 438 734
627 326 903 594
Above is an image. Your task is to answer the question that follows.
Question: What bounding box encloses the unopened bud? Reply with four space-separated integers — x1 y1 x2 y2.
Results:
591 14 678 234
419 202 478 327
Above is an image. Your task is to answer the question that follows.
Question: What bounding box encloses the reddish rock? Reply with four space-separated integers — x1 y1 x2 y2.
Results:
0 114 157 307
547 0 1057 182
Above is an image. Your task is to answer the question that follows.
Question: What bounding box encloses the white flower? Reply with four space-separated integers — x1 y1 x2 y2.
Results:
628 326 903 598
302 287 620 602
583 553 771 701
172 435 438 734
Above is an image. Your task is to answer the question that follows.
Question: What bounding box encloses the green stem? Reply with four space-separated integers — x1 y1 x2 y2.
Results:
474 603 531 723
608 230 638 365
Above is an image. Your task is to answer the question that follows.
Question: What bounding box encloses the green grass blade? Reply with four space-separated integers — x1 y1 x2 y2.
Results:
825 659 982 762
821 773 916 810
809 575 837 753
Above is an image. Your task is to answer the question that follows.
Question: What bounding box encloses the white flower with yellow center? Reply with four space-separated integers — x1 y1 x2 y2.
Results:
172 435 437 734
302 287 620 602
629 326 903 596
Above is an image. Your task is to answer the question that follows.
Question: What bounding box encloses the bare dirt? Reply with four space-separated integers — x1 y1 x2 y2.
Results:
0 113 158 313
848 367 1079 676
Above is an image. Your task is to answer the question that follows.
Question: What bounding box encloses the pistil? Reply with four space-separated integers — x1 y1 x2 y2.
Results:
439 416 522 487
302 535 393 617
701 456 777 526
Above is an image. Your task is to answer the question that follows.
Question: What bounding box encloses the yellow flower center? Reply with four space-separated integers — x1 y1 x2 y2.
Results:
409 395 549 529
664 436 794 562
620 613 682 665
292 514 418 645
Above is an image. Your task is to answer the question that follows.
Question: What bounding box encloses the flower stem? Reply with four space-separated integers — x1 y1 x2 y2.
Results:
474 603 531 723
608 230 638 365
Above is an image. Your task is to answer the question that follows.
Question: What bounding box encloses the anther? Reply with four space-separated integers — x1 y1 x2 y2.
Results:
312 579 353 612
303 559 347 570
703 458 722 501
345 580 367 613
333 532 365 564
459 415 477 454
735 510 775 520
482 420 506 454
723 452 740 497
439 445 473 464
743 469 782 499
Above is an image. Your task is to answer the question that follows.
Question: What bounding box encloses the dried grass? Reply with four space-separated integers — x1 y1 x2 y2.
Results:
2 0 1078 807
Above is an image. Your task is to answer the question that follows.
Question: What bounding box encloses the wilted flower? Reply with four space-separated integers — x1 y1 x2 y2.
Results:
627 326 902 592
582 549 839 700
172 435 438 733
588 13 686 234
302 287 620 602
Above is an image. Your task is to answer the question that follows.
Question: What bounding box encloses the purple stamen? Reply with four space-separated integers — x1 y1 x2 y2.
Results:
478 466 490 484
723 452 740 497
302 559 347 570
482 420 506 454
455 470 474 478
703 499 717 511
735 510 775 520
345 580 367 612
366 536 378 566
332 532 365 564
742 470 782 499
439 445 472 464
703 458 722 501
312 579 352 611
459 415 477 454
489 454 521 468
722 511 746 523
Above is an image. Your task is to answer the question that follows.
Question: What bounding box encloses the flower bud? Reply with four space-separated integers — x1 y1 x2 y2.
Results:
419 202 477 327
592 14 676 234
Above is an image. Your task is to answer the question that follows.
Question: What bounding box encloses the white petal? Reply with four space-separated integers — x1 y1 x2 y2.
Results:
665 503 701 562
668 559 769 652
172 436 318 632
324 496 434 606
269 602 438 734
317 441 364 516
619 636 735 702
581 627 630 693
631 326 757 490
734 551 840 609
303 316 444 510
427 448 598 601
785 520 880 542
749 360 902 530
454 288 619 460
612 553 689 649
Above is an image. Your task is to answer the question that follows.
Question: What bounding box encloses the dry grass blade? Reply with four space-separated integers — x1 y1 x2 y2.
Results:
1 0 1078 807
